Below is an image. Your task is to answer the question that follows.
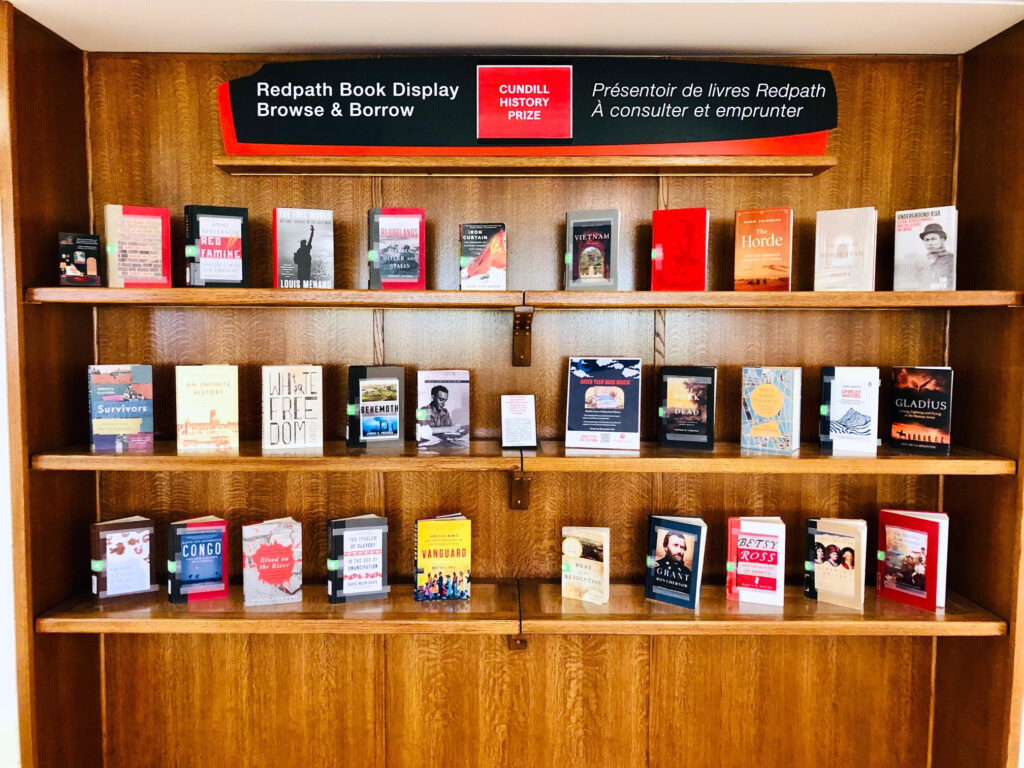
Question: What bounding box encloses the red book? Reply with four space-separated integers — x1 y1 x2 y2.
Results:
733 206 793 291
651 208 709 291
876 509 948 611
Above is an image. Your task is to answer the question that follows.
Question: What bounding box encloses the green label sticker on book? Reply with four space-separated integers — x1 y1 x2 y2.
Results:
167 560 177 573
561 562 571 573
651 247 658 260
106 243 115 254
326 559 339 572
460 256 468 268
726 562 735 572
90 559 104 572
185 245 198 258
646 556 656 568
804 560 813 571
820 404 829 415
564 252 571 265
877 550 885 561
658 407 665 418
416 408 427 420
347 404 356 416
368 249 377 263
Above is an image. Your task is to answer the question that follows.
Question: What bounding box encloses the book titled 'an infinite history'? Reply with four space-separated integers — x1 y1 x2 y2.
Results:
88 364 154 454
565 357 641 450
175 365 239 453
273 207 334 289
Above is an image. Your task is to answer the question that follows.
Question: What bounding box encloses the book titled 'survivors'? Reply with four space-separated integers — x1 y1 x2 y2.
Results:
414 514 470 601
734 207 793 291
168 516 228 603
91 516 157 603
103 204 171 288
890 366 953 454
328 514 390 603
184 205 249 287
273 208 334 289
89 364 154 453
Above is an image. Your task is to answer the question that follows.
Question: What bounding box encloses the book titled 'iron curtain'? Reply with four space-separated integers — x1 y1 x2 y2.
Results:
890 366 953 454
89 364 154 454
460 223 506 290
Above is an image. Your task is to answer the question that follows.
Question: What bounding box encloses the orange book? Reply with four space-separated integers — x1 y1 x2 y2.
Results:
733 207 793 291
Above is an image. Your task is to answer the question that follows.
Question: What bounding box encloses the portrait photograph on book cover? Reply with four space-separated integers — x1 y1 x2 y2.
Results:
811 532 857 596
652 528 694 595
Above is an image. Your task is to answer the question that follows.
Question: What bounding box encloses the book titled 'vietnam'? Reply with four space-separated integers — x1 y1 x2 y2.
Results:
890 366 953 454
414 514 470 602
89 364 154 453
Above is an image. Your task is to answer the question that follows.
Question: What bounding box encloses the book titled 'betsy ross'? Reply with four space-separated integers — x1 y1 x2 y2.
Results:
814 207 877 291
877 509 948 611
741 366 801 455
168 516 228 603
416 370 470 449
726 516 786 606
262 365 323 451
804 518 867 609
327 515 390 604
273 208 333 289
651 208 708 291
89 364 154 454
734 207 792 291
460 223 506 290
645 516 706 609
890 366 953 454
565 357 641 450
347 365 404 447
819 366 879 456
103 204 171 288
184 205 249 287
562 526 610 604
242 518 302 606
368 207 426 290
59 232 102 286
414 514 471 601
894 206 958 290
658 365 716 450
176 365 239 454
91 516 157 603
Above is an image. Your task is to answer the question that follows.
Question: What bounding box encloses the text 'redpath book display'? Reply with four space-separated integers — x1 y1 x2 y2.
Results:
565 209 619 291
893 206 958 290
262 365 323 451
561 526 610 604
819 366 880 456
645 516 706 609
890 366 953 454
500 394 537 450
416 370 470 449
460 223 507 290
658 365 716 450
175 365 239 453
168 516 228 604
726 516 786 607
88 364 154 454
368 207 426 290
327 514 390 604
565 357 641 450
733 206 793 291
651 207 709 291
242 518 302 606
103 204 172 288
347 365 404 447
273 207 334 289
877 509 948 612
414 514 471 602
184 205 249 287
741 366 801 455
813 206 878 291
804 518 867 609
59 232 102 286
91 516 157 603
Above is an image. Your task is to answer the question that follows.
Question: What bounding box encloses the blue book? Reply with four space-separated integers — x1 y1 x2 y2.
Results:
740 366 802 455
644 516 706 609
88 364 154 453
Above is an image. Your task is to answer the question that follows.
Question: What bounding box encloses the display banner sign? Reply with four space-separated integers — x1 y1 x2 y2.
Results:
219 57 837 156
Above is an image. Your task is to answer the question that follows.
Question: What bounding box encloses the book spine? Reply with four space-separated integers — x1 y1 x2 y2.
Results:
167 524 184 604
184 207 196 286
804 520 818 599
725 518 739 599
272 209 279 288
327 521 342 604
90 525 103 598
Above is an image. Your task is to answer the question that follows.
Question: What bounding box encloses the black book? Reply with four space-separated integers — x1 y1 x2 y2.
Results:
889 366 953 455
59 232 102 286
184 205 249 287
347 365 405 447
819 366 836 452
327 515 390 604
657 366 716 450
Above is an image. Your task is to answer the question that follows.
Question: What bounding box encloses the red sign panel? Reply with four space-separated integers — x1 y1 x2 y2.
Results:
477 65 572 140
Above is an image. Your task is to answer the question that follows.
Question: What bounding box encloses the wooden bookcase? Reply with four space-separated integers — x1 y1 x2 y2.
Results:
3 4 1023 766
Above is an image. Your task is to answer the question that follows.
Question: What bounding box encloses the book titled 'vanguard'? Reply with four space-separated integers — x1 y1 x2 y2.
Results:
168 516 228 603
89 364 154 453
645 516 706 609
242 518 302 606
414 514 471 601
890 366 953 454
565 357 641 450
328 514 390 603
273 208 334 289
741 366 801 455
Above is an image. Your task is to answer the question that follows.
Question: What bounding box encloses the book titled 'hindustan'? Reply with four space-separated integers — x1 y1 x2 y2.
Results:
565 357 641 450
819 366 879 456
168 516 228 603
651 208 709 291
416 370 470 449
273 207 334 289
327 514 390 603
242 517 302 606
813 207 877 291
346 365 404 447
103 204 171 288
460 223 506 291
414 514 471 602
91 516 157 603
184 205 249 287
262 365 323 451
368 207 426 290
645 516 706 609
658 365 716 450
89 364 154 453
562 526 610 604
726 516 786 607
741 366 801 455
804 517 867 609
175 365 239 453
890 366 953 454
877 509 948 612
893 206 958 290
734 207 793 291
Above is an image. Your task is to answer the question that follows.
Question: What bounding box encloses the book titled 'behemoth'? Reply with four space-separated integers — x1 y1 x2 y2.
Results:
89 364 154 454
273 207 333 289
347 365 404 447
175 365 239 453
91 516 157 603
741 366 801 455
651 208 709 291
645 516 706 609
565 357 641 450
262 365 323 451
814 206 877 291
658 365 716 450
368 207 426 290
242 518 302 606
103 204 171 288
184 205 249 287
726 516 786 607
890 366 953 454
562 526 610 604
894 206 958 290
734 207 793 291
328 514 390 604
804 518 867 609
416 370 470 449
414 514 471 602
877 509 948 612
168 516 228 604
460 223 506 290
59 232 102 286
566 210 619 291
819 366 880 456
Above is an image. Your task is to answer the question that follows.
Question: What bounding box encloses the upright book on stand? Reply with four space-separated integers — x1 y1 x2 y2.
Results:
819 366 879 455
565 357 641 450
89 364 154 454
347 365 404 447
645 516 706 609
242 518 302 606
103 204 171 288
176 365 239 453
651 208 709 291
804 518 867 609
877 509 948 611
184 205 249 287
741 366 801 455
59 232 102 285
273 207 334 289
327 514 390 603
658 365 716 450
562 526 610 604
262 365 323 451
368 207 426 290
416 370 470 449
414 514 471 601
91 516 157 603
168 516 228 604
460 223 506 290
894 206 958 290
566 209 619 291
890 366 953 454
726 516 786 606
814 206 877 291
734 207 792 291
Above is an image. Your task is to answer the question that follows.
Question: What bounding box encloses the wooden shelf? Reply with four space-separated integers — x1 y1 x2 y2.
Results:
519 581 1007 636
524 290 1023 309
522 441 1016 475
31 440 519 472
35 581 519 635
213 154 838 178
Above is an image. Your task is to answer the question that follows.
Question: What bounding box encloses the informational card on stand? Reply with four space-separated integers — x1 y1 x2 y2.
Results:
501 394 537 449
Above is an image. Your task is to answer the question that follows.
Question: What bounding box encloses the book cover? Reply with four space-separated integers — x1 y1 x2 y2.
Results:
565 209 619 291
416 369 470 449
91 516 157 603
414 514 471 601
184 205 249 287
893 206 958 290
561 526 610 604
726 516 786 606
242 518 302 606
347 365 404 447
890 366 953 454
658 365 716 450
262 365 323 451
59 232 102 286
327 515 390 604
813 207 877 291
645 516 706 609
368 207 426 290
89 364 154 454
819 366 879 456
565 357 641 450
168 516 228 603
103 204 171 288
175 365 239 453
273 207 334 289
734 207 793 291
460 223 506 291
741 366 801 455
804 518 867 609
651 208 709 291
877 509 948 611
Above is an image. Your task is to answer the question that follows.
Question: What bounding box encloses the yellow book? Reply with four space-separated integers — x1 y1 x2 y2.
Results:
175 365 239 453
414 514 470 602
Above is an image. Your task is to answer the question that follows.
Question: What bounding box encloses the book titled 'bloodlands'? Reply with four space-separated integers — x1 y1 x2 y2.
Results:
168 516 228 604
89 364 154 453
734 207 793 291
327 514 390 603
184 205 249 287
414 514 471 602
273 207 334 289
368 207 426 290
651 208 709 291
460 223 506 290
890 366 953 454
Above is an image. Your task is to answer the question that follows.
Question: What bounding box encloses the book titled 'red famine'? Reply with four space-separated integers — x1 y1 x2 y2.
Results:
460 223 506 290
88 364 154 454
414 514 471 602
273 207 334 289
262 365 323 451
103 204 171 288
168 516 228 604
175 365 239 453
242 518 302 606
368 207 426 290
734 207 793 291
184 205 249 287
890 366 953 454
651 207 709 291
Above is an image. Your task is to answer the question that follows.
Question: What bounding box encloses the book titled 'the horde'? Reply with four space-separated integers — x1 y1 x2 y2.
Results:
184 205 249 287
734 206 793 291
91 516 157 603
59 232 102 286
416 369 470 449
460 223 507 291
175 365 239 453
877 509 948 612
565 357 641 450
561 526 610 604
651 207 709 291
103 204 171 288
327 514 390 604
414 514 471 602
658 365 716 450
368 207 426 290
814 206 878 291
890 366 953 454
741 366 801 455
168 516 228 603
262 365 323 451
645 516 706 609
242 518 302 606
565 209 619 291
273 207 334 289
347 365 404 447
804 517 867 609
726 516 786 607
89 364 154 454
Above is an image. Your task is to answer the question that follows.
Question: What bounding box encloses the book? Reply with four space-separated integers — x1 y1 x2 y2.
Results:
90 516 157 603
645 516 706 609
890 366 953 454
262 365 323 451
893 206 958 290
500 394 537 450
804 518 868 609
877 509 949 611
734 206 793 291
88 364 154 454
813 207 877 291
368 207 426 290
565 357 641 450
175 365 239 453
184 205 249 287
658 365 716 450
561 526 610 604
726 516 786 606
414 514 470 601
241 517 302 606
168 516 228 603
103 204 171 288
273 207 334 289
346 365 404 447
651 208 709 291
740 366 801 455
819 366 879 456
327 514 390 604
459 223 506 291
416 369 470 449
565 209 619 291
59 232 102 286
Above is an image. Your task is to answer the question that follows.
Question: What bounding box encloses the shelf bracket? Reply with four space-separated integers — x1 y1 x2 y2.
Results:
508 471 532 510
506 634 529 651
512 305 534 367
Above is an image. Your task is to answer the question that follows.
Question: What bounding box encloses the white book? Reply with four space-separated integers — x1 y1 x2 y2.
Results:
728 516 786 607
261 365 323 451
241 517 302 606
416 369 470 449
893 206 958 290
829 366 880 456
814 207 877 291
